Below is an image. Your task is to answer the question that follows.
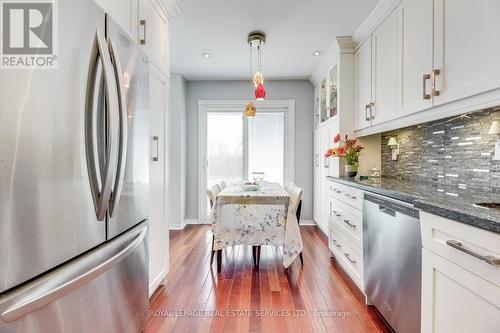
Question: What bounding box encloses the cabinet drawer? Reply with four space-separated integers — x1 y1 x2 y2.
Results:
422 248 500 333
328 181 363 210
331 198 363 247
329 222 363 288
420 211 500 287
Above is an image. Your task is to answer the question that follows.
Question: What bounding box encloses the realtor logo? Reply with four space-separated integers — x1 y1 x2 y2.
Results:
1 1 57 69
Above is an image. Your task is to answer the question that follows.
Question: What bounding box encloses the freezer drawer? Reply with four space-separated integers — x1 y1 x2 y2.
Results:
0 222 149 333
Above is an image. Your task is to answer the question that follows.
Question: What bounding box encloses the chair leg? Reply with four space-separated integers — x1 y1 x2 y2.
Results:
210 235 215 265
252 246 258 266
299 252 304 266
257 246 261 266
217 250 222 273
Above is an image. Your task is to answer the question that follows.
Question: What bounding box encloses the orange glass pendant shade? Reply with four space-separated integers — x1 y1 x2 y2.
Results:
244 101 256 118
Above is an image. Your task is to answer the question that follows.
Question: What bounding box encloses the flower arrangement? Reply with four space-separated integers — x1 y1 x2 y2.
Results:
325 134 364 167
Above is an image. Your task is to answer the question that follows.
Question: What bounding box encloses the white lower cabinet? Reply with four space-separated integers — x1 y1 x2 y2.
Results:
421 212 500 333
327 180 364 291
422 248 500 333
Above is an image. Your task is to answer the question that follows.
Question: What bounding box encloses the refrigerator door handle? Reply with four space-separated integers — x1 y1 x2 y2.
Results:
108 37 128 218
0 224 147 323
85 29 120 221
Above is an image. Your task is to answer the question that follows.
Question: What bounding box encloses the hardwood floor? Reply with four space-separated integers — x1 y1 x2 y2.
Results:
145 225 390 333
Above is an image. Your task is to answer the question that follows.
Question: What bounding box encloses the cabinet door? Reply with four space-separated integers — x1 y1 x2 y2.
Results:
139 0 170 75
318 126 331 233
371 9 398 125
327 120 340 177
354 37 372 130
422 249 500 333
433 0 500 106
313 130 321 223
398 0 433 115
149 63 169 292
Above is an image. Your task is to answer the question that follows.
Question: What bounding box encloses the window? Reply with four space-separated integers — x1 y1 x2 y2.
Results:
248 112 284 184
200 100 294 219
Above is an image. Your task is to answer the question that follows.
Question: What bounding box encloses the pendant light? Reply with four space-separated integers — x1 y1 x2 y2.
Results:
244 101 256 118
248 31 267 101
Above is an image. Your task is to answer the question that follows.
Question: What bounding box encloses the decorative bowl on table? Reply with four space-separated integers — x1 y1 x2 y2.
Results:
242 182 260 191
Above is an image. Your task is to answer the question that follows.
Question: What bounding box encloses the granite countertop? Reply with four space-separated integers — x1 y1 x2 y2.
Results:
326 176 500 234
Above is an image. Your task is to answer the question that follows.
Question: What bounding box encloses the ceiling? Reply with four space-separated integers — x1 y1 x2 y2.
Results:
170 0 379 81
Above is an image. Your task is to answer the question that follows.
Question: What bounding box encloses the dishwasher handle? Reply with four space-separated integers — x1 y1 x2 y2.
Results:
379 205 396 217
364 193 419 219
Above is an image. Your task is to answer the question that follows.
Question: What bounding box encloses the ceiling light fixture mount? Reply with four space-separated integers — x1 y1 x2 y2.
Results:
247 31 267 104
247 31 266 47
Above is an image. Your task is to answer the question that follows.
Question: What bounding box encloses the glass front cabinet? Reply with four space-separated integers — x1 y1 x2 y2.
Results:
317 62 339 126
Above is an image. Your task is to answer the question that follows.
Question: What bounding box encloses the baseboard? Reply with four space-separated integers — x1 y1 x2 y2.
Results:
300 219 316 226
184 218 199 225
169 223 186 230
149 269 167 297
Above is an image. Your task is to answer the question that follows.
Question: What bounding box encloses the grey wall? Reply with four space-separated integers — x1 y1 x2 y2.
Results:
169 74 187 227
381 108 500 193
185 80 315 220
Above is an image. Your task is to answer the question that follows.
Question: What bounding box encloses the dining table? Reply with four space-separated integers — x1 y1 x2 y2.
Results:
210 182 303 268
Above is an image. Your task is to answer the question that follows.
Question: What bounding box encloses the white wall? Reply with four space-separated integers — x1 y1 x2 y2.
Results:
168 73 187 229
185 80 315 220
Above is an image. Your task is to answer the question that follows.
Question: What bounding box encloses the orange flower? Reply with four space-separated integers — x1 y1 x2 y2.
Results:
333 134 341 144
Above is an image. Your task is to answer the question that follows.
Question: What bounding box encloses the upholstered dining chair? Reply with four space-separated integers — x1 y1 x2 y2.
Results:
207 185 222 270
288 184 304 265
208 183 258 273
253 183 304 268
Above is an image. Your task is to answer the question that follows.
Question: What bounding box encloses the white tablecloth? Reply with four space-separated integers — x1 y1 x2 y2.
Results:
210 183 303 268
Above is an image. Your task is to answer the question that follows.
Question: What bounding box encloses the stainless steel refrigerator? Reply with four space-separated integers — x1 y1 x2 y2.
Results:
0 1 150 332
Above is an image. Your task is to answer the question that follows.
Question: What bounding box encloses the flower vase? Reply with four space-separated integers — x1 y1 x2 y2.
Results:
345 164 358 178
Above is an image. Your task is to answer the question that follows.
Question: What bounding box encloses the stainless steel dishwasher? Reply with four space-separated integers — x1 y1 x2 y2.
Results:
363 193 421 333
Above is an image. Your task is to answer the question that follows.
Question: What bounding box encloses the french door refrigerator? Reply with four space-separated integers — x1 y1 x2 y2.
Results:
0 1 150 332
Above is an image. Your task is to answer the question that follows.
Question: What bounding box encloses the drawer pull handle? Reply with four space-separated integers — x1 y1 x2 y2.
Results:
343 219 356 229
350 195 357 199
332 239 341 248
331 210 341 217
446 240 500 266
344 252 356 264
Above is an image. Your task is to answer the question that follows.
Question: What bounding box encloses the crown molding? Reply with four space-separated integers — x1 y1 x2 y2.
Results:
309 0 402 84
352 0 401 47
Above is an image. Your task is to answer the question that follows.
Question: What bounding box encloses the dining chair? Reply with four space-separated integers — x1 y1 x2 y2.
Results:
208 183 259 273
253 184 304 268
207 185 222 271
288 184 304 265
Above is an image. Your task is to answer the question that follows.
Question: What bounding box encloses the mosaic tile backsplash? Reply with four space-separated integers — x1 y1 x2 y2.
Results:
381 108 500 193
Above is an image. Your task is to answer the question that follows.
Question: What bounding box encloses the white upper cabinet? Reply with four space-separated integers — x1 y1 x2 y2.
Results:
433 0 500 106
354 37 372 131
94 0 138 37
139 0 170 75
371 9 398 125
397 0 434 116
